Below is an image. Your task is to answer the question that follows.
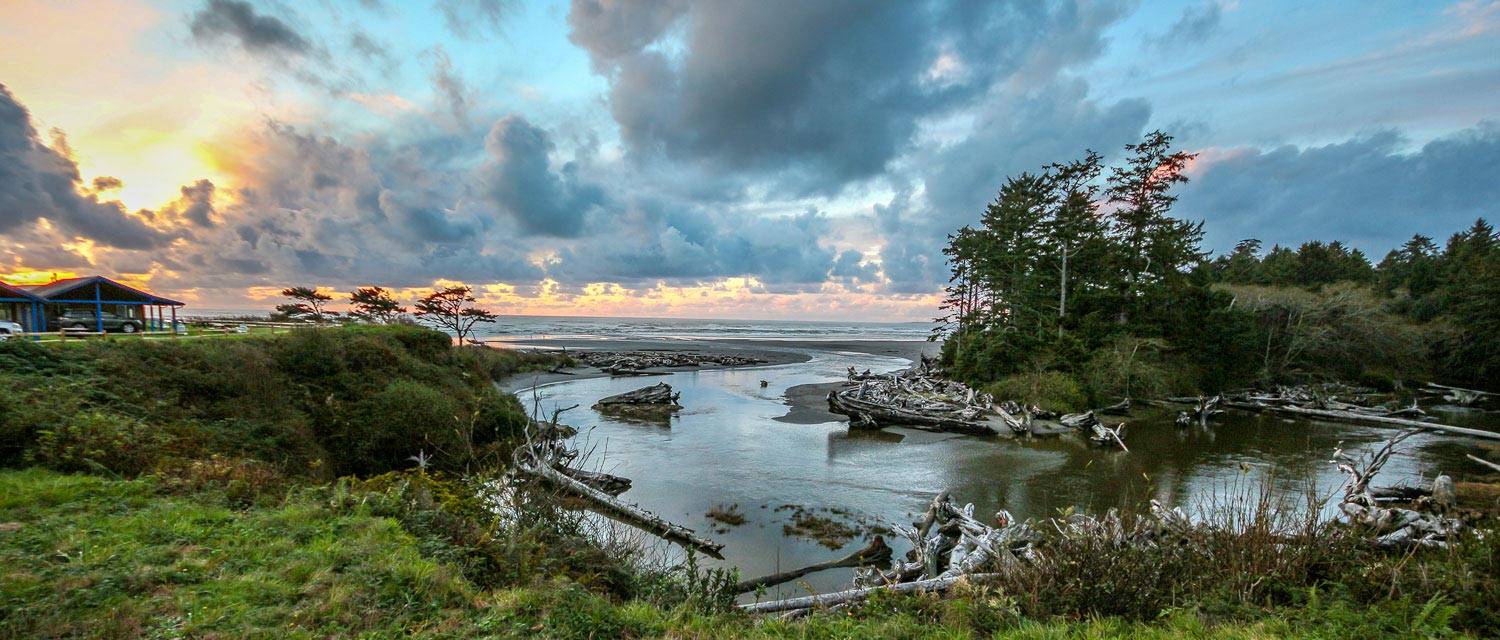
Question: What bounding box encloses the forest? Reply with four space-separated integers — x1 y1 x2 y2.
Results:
934 131 1498 409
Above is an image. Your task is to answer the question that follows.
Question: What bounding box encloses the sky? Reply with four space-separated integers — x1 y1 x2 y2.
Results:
1 0 1497 319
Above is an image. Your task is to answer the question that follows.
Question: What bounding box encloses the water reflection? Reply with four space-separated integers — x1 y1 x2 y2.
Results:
519 347 1480 598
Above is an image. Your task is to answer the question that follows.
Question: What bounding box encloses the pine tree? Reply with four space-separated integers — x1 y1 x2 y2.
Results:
1042 151 1107 333
1104 130 1201 325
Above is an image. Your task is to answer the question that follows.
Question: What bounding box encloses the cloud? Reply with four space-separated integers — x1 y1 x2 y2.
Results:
91 176 123 192
171 179 217 227
348 30 397 76
1149 2 1223 49
568 0 1130 194
548 201 842 289
423 46 470 127
189 0 311 56
1181 122 1500 254
878 80 1152 292
0 83 172 250
434 0 517 40
481 115 605 237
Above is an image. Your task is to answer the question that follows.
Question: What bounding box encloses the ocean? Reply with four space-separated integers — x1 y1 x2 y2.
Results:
183 309 934 342
471 315 932 342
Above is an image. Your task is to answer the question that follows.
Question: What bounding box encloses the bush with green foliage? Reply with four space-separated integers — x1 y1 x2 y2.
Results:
984 371 1088 412
28 411 171 476
0 325 556 478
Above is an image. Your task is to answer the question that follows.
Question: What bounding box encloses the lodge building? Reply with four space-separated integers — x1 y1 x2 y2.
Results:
0 276 185 333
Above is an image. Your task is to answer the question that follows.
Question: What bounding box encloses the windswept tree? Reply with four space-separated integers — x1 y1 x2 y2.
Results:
277 287 333 322
413 286 498 344
1105 130 1202 324
349 286 406 324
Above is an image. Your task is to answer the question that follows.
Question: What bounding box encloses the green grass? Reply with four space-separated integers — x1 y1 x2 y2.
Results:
0 469 477 639
0 469 1479 639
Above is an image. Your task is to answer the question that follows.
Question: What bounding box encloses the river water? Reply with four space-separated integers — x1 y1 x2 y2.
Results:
519 343 1487 598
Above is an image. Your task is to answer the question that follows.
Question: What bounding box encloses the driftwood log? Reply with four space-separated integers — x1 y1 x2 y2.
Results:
1224 400 1500 441
1176 395 1223 428
733 536 893 594
740 573 1001 614
1468 454 1500 474
595 382 682 407
512 421 723 558
556 466 632 496
1422 382 1495 406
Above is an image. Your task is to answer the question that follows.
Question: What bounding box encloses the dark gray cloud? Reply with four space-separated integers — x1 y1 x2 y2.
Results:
434 0 517 40
189 0 311 56
481 116 606 237
0 83 171 250
1182 122 1500 255
1149 2 1222 49
174 179 217 227
829 249 878 284
90 176 123 192
569 0 1128 193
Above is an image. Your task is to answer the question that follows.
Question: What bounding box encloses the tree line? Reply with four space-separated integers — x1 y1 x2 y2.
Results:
936 131 1497 404
278 285 499 343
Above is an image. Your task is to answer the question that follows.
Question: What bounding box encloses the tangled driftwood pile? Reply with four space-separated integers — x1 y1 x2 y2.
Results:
574 350 767 375
826 366 1131 449
827 367 997 434
740 491 1038 615
1334 431 1463 549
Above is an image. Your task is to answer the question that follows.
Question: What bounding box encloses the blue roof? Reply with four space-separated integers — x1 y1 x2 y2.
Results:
18 276 185 306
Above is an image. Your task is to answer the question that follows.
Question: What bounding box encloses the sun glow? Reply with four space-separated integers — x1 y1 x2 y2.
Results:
1 270 80 286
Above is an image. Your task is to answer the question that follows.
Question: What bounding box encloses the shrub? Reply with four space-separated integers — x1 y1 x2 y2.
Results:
3 325 553 479
28 411 171 476
340 380 467 475
1080 336 1197 402
984 371 1087 412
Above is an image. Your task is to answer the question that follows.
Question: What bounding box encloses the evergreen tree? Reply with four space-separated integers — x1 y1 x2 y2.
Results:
1042 151 1108 333
1215 239 1263 284
1104 130 1201 325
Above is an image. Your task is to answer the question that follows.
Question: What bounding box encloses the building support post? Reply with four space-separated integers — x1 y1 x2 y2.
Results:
94 282 104 333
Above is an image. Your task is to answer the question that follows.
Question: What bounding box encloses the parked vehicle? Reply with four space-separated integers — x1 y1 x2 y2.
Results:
55 309 142 333
0 320 21 340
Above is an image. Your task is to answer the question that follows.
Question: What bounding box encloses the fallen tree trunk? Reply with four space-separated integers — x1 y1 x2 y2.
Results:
515 454 723 558
733 536 893 593
740 573 1001 614
1224 401 1500 441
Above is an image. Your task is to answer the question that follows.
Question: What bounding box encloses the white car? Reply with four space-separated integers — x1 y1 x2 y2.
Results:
0 320 21 341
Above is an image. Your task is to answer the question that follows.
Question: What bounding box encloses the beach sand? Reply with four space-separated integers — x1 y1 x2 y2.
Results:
492 337 940 423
